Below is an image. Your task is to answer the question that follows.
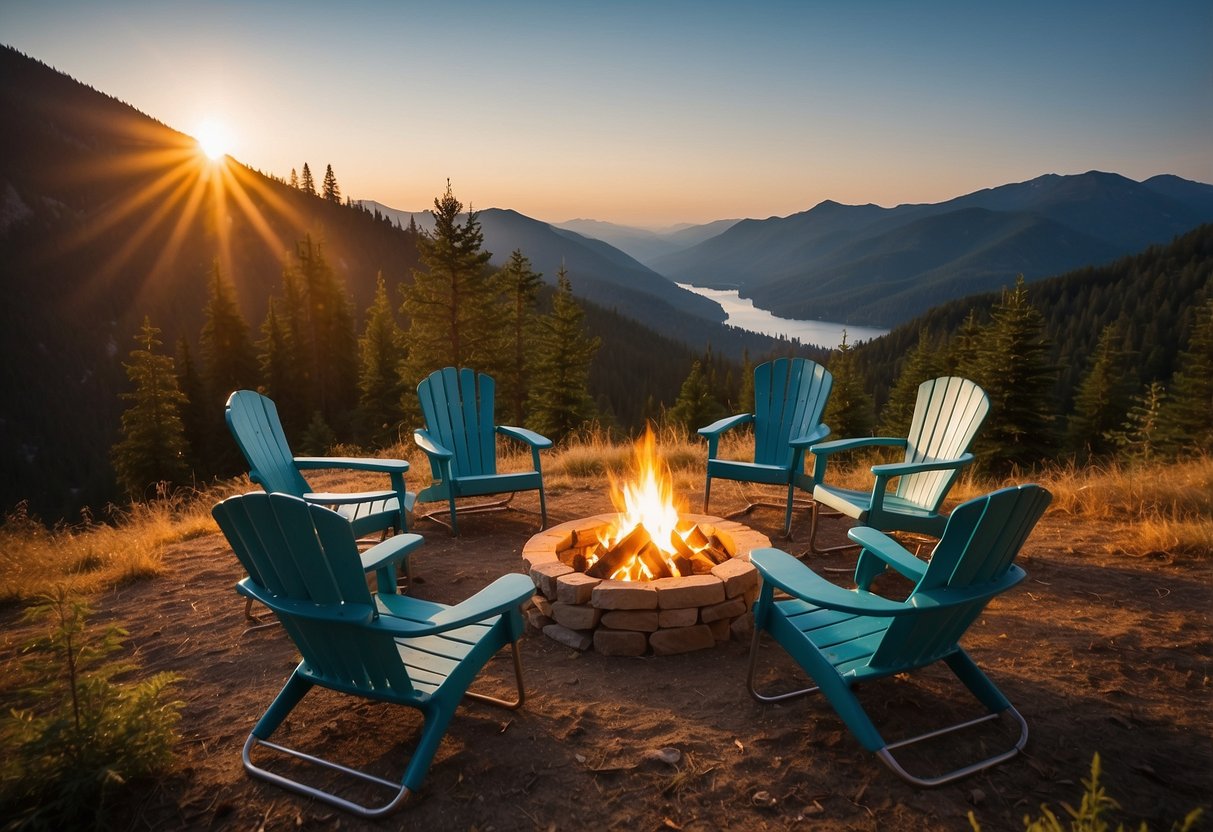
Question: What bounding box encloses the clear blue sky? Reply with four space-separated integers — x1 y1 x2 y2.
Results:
3 0 1210 227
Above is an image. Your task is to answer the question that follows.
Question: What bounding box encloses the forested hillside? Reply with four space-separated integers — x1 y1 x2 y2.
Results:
0 47 803 522
856 223 1213 408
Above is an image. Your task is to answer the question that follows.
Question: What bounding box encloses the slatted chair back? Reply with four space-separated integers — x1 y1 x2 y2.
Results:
752 358 833 469
893 377 989 511
417 367 498 481
212 492 415 695
225 390 311 497
869 484 1051 671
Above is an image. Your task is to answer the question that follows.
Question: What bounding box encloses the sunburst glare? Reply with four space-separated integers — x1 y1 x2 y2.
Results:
195 118 232 160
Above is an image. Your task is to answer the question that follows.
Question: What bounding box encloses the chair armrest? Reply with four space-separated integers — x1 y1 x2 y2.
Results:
870 453 975 479
750 548 909 617
698 412 753 438
236 578 377 623
359 533 424 574
497 425 553 449
788 422 831 448
848 527 927 584
413 429 453 461
295 456 410 474
810 436 906 481
304 489 398 506
376 573 535 636
810 436 906 456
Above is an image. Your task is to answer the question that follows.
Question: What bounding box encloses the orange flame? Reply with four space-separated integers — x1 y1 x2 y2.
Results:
586 424 708 581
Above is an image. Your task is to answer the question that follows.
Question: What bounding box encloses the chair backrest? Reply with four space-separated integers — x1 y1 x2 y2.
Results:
894 377 989 510
753 358 833 468
870 484 1051 670
417 367 498 479
212 492 415 694
225 390 310 497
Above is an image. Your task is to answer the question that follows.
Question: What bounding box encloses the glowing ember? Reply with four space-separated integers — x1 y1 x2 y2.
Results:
584 425 724 581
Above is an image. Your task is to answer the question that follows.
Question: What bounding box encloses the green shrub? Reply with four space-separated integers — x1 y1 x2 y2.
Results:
0 589 183 830
969 754 1203 832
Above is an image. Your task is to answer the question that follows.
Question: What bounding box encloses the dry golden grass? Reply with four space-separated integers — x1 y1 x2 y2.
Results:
0 482 244 605
4 441 1208 605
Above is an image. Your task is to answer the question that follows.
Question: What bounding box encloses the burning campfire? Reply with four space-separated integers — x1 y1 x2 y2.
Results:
522 425 769 656
573 427 734 582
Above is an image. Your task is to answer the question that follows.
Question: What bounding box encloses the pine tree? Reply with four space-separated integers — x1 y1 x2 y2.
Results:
879 329 945 436
528 266 600 441
496 249 543 425
289 168 298 189
823 331 874 439
669 360 726 436
258 285 306 433
111 318 190 496
174 337 209 474
1158 297 1213 456
292 236 359 434
1066 323 1134 460
356 273 404 446
199 261 258 402
400 182 499 396
300 162 316 196
1107 381 1167 463
973 276 1057 475
322 164 341 203
737 349 755 413
943 309 985 374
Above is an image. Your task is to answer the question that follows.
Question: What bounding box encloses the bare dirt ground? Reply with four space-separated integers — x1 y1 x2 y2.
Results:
6 484 1211 831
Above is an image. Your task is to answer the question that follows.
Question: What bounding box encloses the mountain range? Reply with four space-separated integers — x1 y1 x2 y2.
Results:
650 171 1213 327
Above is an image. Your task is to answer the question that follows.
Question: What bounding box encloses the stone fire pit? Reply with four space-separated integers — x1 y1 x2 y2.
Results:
522 513 770 656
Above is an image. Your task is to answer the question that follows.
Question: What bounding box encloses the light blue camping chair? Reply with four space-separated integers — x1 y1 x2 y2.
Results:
414 367 551 535
699 357 833 537
225 389 420 598
806 376 989 554
747 484 1051 786
212 492 533 818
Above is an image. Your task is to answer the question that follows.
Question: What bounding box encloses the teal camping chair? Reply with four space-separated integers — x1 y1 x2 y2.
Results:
212 492 533 818
414 367 552 535
747 484 1051 786
700 357 832 537
807 376 989 553
225 389 420 597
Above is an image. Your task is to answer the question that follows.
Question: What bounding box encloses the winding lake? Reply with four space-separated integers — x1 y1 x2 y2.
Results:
677 284 888 347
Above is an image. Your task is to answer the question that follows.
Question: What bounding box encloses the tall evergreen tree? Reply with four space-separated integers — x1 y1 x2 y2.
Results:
199 260 258 402
528 266 600 441
879 329 945 436
496 249 543 425
668 360 726 436
289 168 299 189
356 273 405 446
292 236 359 434
111 318 190 496
1158 297 1213 455
322 164 341 203
973 276 1057 475
174 337 209 475
400 182 499 396
1066 323 1134 460
737 349 755 412
823 332 874 439
257 295 305 433
300 162 316 196
1107 381 1167 463
943 309 985 374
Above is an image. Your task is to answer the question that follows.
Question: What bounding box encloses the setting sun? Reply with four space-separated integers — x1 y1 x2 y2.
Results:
194 118 232 160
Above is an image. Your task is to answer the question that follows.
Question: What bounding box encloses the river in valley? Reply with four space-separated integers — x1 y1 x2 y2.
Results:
677 284 888 348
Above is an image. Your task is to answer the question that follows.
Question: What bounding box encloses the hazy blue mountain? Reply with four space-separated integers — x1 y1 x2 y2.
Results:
554 217 740 267
653 171 1213 327
358 202 727 333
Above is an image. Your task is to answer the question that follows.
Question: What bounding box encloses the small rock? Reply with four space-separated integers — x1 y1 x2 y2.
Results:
644 747 681 765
